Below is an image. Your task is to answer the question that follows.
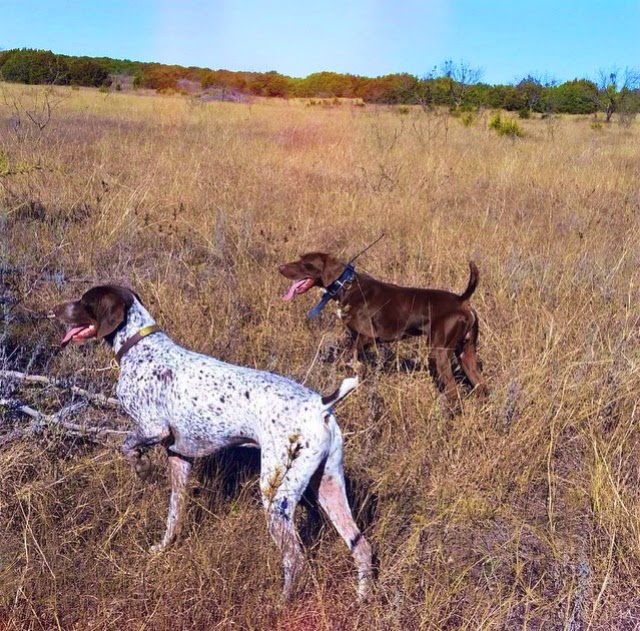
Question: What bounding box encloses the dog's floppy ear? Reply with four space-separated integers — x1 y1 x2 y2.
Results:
95 293 127 339
318 254 347 287
82 286 137 339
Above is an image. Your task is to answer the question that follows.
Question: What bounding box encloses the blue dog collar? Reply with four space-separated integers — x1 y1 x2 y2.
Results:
307 264 356 319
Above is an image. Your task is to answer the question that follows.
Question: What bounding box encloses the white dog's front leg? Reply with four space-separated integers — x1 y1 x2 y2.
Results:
150 452 193 553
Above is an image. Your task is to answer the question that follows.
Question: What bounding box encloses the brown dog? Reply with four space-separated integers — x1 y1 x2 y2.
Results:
279 253 487 406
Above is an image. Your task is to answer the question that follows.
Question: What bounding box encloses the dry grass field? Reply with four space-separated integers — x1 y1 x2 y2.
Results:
1 84 639 629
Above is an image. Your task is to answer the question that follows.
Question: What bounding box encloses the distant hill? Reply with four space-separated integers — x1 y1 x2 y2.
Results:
1 47 637 116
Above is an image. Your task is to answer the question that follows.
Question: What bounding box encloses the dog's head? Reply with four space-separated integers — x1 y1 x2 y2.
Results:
278 253 347 301
50 285 139 346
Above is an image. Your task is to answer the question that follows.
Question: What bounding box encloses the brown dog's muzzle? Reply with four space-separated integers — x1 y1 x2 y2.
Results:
278 259 321 301
51 300 98 346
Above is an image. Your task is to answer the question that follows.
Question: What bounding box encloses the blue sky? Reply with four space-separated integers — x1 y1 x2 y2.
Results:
1 0 639 84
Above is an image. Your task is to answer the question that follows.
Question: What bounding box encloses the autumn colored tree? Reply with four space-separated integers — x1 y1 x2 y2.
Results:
247 71 290 97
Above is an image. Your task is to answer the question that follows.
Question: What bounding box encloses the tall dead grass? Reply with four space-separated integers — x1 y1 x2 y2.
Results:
1 84 639 629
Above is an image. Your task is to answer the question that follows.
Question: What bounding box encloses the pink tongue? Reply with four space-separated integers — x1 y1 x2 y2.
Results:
283 279 309 301
61 326 88 346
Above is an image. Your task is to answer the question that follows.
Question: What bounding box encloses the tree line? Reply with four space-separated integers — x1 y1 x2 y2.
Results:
1 48 639 118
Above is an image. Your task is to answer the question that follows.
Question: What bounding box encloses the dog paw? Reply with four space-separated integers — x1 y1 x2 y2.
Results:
357 583 373 602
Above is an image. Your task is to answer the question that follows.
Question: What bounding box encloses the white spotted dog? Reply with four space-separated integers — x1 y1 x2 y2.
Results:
50 285 372 599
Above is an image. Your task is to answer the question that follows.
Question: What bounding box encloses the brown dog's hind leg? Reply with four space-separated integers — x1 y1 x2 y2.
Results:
433 348 461 411
456 310 489 396
457 338 488 396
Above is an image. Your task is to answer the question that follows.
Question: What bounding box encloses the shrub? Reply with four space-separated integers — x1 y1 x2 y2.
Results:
517 108 531 119
618 110 637 128
397 105 410 115
487 111 502 130
1 49 68 84
450 104 475 119
67 57 110 87
488 112 523 138
459 111 475 127
500 118 524 137
590 121 603 131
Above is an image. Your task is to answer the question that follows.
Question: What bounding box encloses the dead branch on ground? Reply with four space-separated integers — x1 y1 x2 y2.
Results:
0 397 128 448
0 369 120 407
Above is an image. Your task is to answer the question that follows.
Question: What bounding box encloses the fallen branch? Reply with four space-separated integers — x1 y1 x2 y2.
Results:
0 397 128 448
0 370 120 408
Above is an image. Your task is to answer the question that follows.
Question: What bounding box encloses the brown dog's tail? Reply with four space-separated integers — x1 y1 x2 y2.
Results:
459 261 479 302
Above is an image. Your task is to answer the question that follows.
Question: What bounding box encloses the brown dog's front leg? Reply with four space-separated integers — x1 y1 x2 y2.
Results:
150 452 193 553
344 333 371 375
341 333 356 364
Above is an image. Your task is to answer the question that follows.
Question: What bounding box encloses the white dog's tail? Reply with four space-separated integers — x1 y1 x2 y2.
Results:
321 376 358 411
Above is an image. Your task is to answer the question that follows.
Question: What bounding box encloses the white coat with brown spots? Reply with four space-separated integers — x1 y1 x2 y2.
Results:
51 285 372 599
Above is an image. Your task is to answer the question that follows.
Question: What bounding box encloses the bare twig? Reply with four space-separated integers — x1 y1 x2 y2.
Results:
0 397 128 445
0 369 120 408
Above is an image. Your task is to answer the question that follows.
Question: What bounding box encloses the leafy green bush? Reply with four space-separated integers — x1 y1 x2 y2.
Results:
459 111 476 126
488 112 523 137
1 49 68 84
517 108 531 119
487 112 502 130
500 118 523 137
67 57 110 87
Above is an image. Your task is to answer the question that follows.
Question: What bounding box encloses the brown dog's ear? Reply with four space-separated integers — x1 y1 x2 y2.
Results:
319 254 347 287
94 292 127 339
81 286 137 339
